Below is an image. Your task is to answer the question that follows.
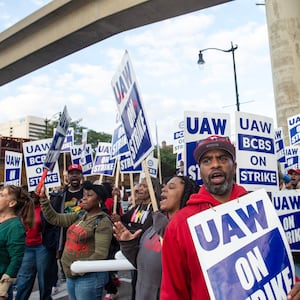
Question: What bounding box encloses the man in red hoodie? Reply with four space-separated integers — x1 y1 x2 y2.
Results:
160 135 248 300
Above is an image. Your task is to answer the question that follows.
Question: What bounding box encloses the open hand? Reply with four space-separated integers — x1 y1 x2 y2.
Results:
288 283 300 299
113 221 142 241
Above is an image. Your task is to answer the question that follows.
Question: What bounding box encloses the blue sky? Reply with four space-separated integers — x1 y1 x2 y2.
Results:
0 0 274 145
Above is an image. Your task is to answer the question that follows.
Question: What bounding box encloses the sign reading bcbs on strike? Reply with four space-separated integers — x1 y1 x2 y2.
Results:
23 139 61 191
235 112 278 192
184 111 231 184
188 189 294 300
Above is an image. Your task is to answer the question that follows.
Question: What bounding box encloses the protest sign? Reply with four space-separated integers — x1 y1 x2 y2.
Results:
111 122 129 159
111 51 154 167
119 153 142 173
184 111 231 184
275 127 286 164
92 142 116 176
80 129 88 166
173 120 184 154
60 127 74 153
35 106 70 194
235 112 278 192
272 190 300 251
43 106 71 172
23 139 61 191
188 189 294 300
70 144 93 175
140 156 158 178
288 113 300 146
176 152 183 169
284 146 300 171
4 150 22 186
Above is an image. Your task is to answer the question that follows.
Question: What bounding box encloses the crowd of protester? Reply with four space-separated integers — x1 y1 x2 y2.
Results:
1 136 300 299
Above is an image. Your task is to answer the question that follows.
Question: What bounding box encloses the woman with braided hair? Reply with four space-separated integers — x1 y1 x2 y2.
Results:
0 185 35 300
113 175 199 300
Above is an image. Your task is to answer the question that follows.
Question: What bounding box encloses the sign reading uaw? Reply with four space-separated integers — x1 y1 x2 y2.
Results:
111 51 154 167
188 189 294 300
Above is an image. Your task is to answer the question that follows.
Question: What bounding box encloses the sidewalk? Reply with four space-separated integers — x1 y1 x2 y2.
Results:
28 271 132 300
29 281 68 300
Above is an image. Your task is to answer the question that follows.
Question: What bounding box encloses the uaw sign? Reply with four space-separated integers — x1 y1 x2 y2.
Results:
111 122 129 159
92 142 116 176
272 190 300 251
70 144 93 175
111 51 154 167
23 139 61 191
235 112 278 192
140 156 158 178
188 189 294 300
184 111 230 184
284 146 300 171
288 113 300 146
173 120 184 154
60 128 74 153
120 153 142 174
4 150 22 186
274 127 286 164
44 106 71 172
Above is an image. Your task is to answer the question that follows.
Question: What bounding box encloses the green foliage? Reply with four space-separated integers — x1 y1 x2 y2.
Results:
154 144 177 179
87 129 112 151
41 119 112 151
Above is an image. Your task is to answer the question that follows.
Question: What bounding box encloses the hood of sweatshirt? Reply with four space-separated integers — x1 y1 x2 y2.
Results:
187 183 248 207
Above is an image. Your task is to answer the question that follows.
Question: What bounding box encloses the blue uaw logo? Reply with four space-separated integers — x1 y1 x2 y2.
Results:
147 159 154 167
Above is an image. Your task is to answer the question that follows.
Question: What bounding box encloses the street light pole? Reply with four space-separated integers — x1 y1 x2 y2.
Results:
197 41 240 111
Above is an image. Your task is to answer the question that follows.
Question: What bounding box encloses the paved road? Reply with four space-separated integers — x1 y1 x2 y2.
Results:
27 270 133 300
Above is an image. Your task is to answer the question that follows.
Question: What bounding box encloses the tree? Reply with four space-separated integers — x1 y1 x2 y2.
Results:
154 144 177 180
87 129 111 151
41 119 112 151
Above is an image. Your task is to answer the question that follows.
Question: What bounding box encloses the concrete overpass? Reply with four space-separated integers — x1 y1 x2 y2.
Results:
0 0 232 86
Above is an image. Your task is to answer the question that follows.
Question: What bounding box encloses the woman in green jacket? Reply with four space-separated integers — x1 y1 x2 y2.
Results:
0 185 34 300
39 180 113 300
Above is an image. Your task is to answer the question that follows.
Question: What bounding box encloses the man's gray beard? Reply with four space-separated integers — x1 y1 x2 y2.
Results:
205 180 231 196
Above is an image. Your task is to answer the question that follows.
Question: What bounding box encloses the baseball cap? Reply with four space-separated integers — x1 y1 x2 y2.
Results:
67 164 83 173
288 169 300 175
193 135 235 163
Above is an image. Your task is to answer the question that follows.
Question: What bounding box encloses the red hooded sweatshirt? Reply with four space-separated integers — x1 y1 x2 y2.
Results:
160 183 247 300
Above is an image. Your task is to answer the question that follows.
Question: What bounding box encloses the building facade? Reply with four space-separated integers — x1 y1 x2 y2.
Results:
0 116 46 140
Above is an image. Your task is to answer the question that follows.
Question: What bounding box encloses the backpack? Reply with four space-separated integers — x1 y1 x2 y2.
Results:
77 211 120 259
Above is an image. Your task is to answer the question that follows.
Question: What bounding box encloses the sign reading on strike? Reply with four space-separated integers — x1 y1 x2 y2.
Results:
188 189 294 300
111 51 154 167
119 153 142 174
235 112 278 192
111 123 129 159
272 190 300 251
92 142 116 176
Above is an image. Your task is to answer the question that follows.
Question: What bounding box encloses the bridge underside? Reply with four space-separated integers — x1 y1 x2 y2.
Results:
0 0 232 86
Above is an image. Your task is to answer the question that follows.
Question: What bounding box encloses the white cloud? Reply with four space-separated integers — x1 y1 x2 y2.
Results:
0 0 276 145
